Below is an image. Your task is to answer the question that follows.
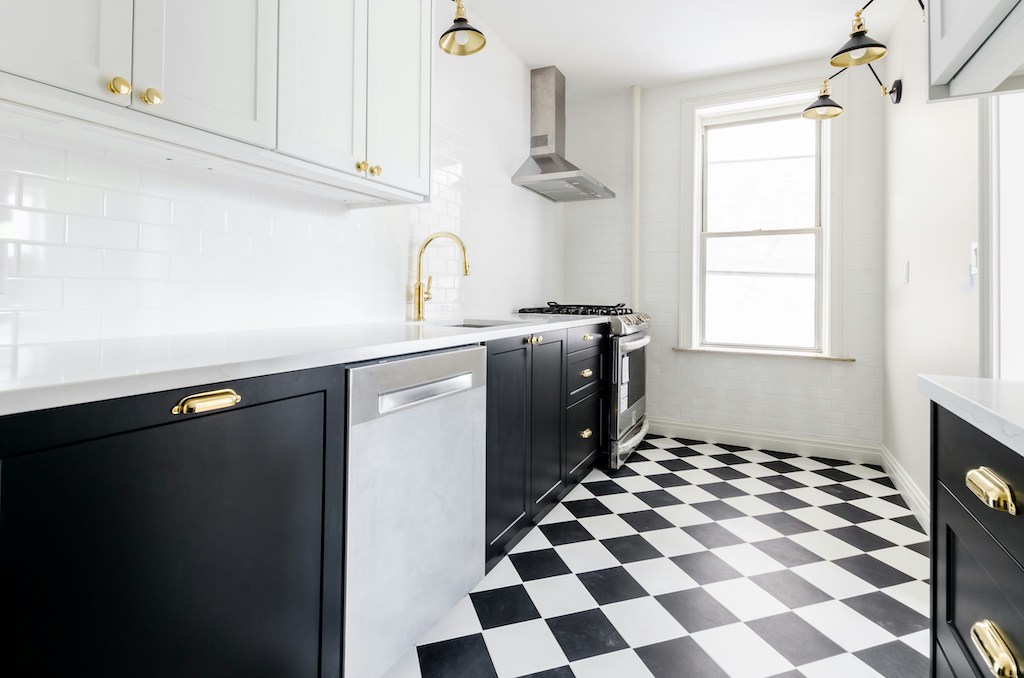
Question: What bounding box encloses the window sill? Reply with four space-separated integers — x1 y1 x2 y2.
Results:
673 346 855 362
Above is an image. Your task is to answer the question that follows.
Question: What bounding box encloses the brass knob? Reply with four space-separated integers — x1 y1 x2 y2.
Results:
971 620 1019 678
966 467 1017 515
141 88 164 105
580 368 594 379
107 76 132 95
582 333 594 341
356 160 369 173
580 428 593 439
370 165 383 177
534 335 543 344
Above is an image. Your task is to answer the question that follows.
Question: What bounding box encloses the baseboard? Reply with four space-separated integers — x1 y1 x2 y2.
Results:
880 444 931 535
645 415 884 465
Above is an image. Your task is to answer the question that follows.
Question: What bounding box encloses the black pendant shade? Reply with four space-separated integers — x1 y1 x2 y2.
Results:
802 80 844 120
830 31 888 67
439 1 486 56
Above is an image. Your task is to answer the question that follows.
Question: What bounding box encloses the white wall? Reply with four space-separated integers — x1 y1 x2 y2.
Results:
882 3 979 500
0 3 562 355
565 60 886 458
998 92 1024 379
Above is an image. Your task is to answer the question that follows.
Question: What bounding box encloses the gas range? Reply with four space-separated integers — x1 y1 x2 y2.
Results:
517 302 651 336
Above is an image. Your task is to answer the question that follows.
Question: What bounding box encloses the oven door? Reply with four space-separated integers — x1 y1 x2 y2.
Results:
611 332 649 442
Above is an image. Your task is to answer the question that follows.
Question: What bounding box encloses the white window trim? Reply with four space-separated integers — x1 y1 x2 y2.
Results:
676 77 849 361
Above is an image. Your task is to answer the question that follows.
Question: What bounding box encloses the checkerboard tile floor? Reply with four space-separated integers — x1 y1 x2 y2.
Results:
386 436 930 678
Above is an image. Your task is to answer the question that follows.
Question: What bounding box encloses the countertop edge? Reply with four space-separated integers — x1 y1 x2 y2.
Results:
918 374 1024 456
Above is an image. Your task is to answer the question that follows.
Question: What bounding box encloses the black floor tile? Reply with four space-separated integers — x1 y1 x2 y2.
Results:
655 588 739 633
760 475 807 491
539 521 595 546
619 510 674 532
752 538 824 567
692 500 745 520
701 482 747 499
707 466 748 481
855 641 930 678
865 463 884 471
637 637 729 678
546 609 628 662
907 540 931 557
670 552 742 584
710 452 748 464
750 570 832 609
673 437 706 446
827 526 897 552
635 489 684 508
470 585 541 630
747 612 844 665
756 512 816 536
814 467 860 483
763 460 802 473
817 484 870 501
715 444 750 453
582 480 627 496
883 493 910 509
658 458 697 472
648 473 689 488
509 549 572 581
842 591 929 636
576 566 648 605
893 514 926 534
759 492 811 511
833 554 915 588
603 465 639 479
762 449 799 459
636 440 657 450
520 668 576 678
810 456 853 467
601 535 664 563
821 502 882 524
563 498 613 519
669 447 703 458
683 522 744 548
871 476 897 490
417 634 497 678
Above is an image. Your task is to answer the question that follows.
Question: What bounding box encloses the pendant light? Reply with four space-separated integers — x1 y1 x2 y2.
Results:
802 79 844 120
830 8 887 67
439 0 486 56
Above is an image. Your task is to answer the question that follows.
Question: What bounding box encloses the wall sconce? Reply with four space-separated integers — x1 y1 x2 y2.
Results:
803 0 919 120
439 0 486 56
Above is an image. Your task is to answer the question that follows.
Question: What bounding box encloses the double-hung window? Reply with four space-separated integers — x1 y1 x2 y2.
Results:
698 106 827 353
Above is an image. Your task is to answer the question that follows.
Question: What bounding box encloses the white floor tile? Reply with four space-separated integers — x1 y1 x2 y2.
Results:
843 464 888 480
787 471 834 488
688 443 729 456
850 496 915 520
901 629 931 656
718 516 785 543
797 652 885 677
731 464 779 480
564 483 596 502
664 484 719 504
710 543 786 577
570 649 656 678
417 595 483 645
578 514 637 539
789 530 863 560
722 494 779 516
736 450 778 464
638 448 679 462
728 477 784 494
881 580 931 617
794 600 898 652
584 468 611 482
510 528 553 554
790 561 877 600
483 619 568 678
704 578 789 621
624 558 699 596
846 478 900 497
691 623 794 678
597 493 651 514
472 558 523 592
614 476 663 493
788 506 853 530
629 461 669 476
382 645 423 678
681 454 725 469
859 519 929 546
554 541 621 573
786 457 831 471
674 469 724 486
523 574 599 618
602 597 688 647
869 545 930 580
653 503 713 527
539 504 578 525
786 486 851 506
646 437 682 449
640 527 706 557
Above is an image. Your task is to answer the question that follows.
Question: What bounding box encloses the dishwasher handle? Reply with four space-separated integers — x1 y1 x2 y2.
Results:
378 373 473 414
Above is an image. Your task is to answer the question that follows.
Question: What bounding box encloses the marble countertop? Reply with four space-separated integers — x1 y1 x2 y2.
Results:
0 315 607 416
919 374 1024 455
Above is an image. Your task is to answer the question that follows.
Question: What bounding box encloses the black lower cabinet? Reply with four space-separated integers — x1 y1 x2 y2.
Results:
0 367 345 678
485 330 566 571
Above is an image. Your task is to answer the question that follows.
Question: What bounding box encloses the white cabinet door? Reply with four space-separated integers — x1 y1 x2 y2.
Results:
0 0 133 105
929 0 1019 85
366 0 431 196
131 0 278 148
278 0 367 175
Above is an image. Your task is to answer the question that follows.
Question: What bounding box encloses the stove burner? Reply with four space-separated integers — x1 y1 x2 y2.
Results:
517 302 634 316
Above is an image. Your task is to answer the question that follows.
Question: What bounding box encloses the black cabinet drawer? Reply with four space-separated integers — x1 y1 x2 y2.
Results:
568 347 602 402
567 391 601 479
935 405 1024 567
567 323 607 354
934 485 1024 678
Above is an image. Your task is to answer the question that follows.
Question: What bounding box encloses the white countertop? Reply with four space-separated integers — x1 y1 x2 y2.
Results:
919 374 1024 455
0 315 607 416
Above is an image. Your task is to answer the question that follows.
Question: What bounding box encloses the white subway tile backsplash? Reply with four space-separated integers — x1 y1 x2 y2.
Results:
18 309 101 343
139 167 202 201
64 279 138 310
140 223 202 255
22 176 104 216
0 136 65 179
227 210 273 239
171 201 227 231
66 153 140 192
105 190 173 225
0 171 18 206
0 312 13 345
65 215 139 250
1 278 63 309
102 250 170 281
200 230 251 258
19 244 102 279
0 207 65 243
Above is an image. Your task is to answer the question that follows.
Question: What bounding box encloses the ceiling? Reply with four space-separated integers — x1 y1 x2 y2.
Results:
463 0 907 99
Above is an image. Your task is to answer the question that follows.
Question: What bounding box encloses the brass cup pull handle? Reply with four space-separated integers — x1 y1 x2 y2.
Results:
580 428 593 439
107 76 132 95
582 333 594 341
171 389 242 415
370 165 383 177
966 466 1017 515
356 160 369 173
141 87 164 105
580 368 594 379
971 620 1020 678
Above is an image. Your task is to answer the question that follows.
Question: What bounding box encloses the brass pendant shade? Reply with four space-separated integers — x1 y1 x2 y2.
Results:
439 0 486 56
802 80 844 120
830 11 887 67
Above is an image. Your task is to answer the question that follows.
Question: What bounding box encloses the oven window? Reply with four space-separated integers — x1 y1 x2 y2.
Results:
624 344 646 409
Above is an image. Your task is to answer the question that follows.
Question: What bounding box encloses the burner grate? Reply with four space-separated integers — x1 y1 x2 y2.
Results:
517 302 634 316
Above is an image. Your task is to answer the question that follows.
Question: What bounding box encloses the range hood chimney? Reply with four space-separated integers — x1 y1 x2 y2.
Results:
512 66 615 202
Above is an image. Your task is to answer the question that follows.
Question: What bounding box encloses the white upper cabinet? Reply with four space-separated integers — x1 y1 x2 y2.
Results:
929 0 1024 99
0 0 134 105
278 0 368 175
131 0 278 147
366 0 431 196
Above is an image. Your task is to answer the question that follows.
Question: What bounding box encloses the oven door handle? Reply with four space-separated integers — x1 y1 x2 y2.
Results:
618 335 651 355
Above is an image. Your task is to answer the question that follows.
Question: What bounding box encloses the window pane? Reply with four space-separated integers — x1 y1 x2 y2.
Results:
706 157 816 232
704 234 817 349
707 117 815 162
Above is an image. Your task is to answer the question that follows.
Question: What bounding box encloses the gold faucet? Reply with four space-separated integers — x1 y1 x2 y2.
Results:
413 231 470 321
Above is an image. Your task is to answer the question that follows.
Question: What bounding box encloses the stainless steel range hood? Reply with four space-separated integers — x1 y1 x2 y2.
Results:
513 66 615 202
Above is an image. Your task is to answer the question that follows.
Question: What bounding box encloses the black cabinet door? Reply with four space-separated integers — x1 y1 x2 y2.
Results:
485 335 532 571
530 330 566 514
0 367 344 678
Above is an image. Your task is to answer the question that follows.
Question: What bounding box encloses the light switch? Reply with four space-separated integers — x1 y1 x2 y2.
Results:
970 241 979 277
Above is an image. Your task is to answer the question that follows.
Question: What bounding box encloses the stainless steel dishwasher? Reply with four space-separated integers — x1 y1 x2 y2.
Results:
344 346 486 678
